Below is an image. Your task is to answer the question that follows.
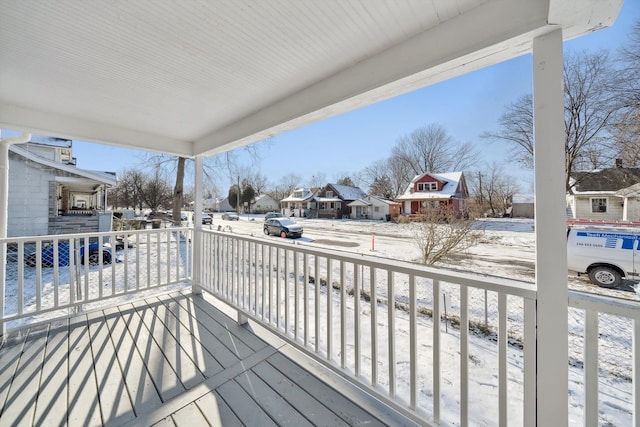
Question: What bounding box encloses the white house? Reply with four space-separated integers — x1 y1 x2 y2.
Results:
348 195 401 220
8 137 116 237
281 188 320 217
252 194 279 213
567 166 640 222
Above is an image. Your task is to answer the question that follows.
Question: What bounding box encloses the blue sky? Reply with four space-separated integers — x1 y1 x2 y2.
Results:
9 1 640 195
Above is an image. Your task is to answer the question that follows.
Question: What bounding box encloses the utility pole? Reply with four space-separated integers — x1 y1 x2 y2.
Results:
237 175 241 215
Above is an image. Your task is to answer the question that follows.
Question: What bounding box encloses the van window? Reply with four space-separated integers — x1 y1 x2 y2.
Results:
591 198 607 213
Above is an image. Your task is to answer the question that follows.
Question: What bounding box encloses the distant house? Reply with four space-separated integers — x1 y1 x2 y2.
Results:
217 197 234 212
567 166 640 221
252 194 279 213
312 184 367 219
348 195 401 220
8 137 116 237
511 194 535 218
281 188 320 217
396 172 468 215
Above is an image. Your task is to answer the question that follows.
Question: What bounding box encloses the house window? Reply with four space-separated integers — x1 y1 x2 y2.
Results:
591 198 607 213
417 182 438 191
326 191 334 197
374 206 379 212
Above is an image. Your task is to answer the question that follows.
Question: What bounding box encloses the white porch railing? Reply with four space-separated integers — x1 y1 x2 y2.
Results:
195 229 538 426
2 227 638 425
0 227 192 331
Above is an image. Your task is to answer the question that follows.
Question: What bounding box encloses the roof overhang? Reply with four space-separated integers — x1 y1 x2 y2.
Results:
0 1 623 158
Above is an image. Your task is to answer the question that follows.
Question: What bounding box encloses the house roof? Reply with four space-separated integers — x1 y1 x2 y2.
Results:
328 184 367 201
396 172 464 201
0 1 622 159
570 168 640 194
281 188 316 203
348 199 372 207
254 194 278 204
10 144 117 187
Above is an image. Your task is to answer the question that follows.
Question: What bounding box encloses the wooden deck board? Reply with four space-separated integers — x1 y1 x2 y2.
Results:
118 303 186 402
68 315 102 427
0 291 406 427
87 310 136 426
194 390 243 427
131 300 206 389
1 325 48 426
33 320 69 427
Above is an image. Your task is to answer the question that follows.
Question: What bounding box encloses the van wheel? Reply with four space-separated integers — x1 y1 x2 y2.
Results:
588 266 622 288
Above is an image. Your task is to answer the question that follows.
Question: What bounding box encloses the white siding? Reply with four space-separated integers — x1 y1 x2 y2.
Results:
573 195 624 221
8 155 52 237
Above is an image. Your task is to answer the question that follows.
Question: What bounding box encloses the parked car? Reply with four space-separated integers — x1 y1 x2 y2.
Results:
264 218 303 239
25 241 113 267
222 212 239 221
194 213 213 224
264 212 285 221
567 225 640 287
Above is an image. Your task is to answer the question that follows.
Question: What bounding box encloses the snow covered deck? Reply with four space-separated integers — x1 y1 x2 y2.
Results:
0 289 410 426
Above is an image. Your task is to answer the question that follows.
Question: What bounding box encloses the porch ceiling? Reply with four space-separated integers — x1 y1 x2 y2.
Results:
0 0 622 158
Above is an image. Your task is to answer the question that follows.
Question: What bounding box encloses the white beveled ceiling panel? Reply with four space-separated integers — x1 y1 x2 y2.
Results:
0 0 623 157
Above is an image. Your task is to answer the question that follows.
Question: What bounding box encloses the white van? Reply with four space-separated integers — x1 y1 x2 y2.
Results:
567 226 640 287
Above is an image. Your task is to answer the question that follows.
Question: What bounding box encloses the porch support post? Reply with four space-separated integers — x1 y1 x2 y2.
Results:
192 155 204 294
533 29 568 426
0 131 31 337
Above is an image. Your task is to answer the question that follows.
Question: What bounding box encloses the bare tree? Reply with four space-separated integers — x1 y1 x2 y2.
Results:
483 50 621 192
467 163 520 216
141 167 173 212
413 206 484 265
307 172 327 188
391 123 480 176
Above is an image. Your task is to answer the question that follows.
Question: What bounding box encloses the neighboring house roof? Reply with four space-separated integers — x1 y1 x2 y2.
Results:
570 168 640 194
396 172 464 201
281 188 316 203
10 144 117 186
348 196 401 207
28 135 73 148
348 199 372 207
254 194 279 206
328 184 367 201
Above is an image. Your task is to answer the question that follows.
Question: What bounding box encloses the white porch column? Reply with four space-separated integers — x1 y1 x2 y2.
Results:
0 131 31 337
533 29 568 425
192 156 204 294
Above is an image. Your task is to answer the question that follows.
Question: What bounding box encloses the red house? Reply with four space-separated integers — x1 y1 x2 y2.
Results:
396 172 468 215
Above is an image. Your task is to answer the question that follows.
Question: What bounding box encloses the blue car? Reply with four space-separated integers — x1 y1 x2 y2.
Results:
25 241 113 267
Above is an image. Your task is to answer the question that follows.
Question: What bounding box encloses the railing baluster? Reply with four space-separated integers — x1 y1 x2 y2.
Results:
341 260 346 369
499 292 507 426
315 254 320 353
460 285 469 427
584 309 599 427
277 247 281 330
166 229 171 285
387 269 395 397
634 318 640 427
52 239 59 307
433 278 440 421
17 242 24 316
304 253 309 347
327 258 332 361
294 249 300 341
268 245 273 324
524 297 536 427
355 262 361 377
261 243 266 322
83 236 90 298
285 249 290 336
35 240 41 311
370 266 377 386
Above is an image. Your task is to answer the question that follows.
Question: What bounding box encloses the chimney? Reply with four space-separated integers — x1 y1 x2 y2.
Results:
615 158 623 168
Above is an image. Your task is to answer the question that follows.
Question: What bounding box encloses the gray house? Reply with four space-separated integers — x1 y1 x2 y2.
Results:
8 138 116 237
567 166 640 222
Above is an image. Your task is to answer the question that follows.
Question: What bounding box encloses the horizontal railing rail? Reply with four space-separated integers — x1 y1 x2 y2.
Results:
196 229 538 426
1 227 192 331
